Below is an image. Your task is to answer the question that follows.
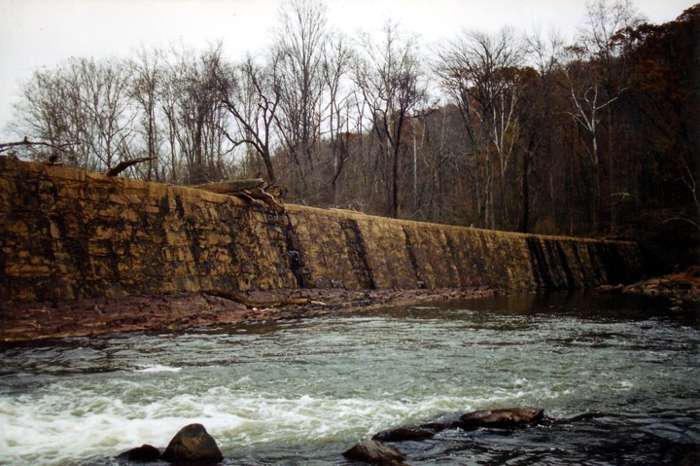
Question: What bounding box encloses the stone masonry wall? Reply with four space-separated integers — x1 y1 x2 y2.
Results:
0 158 642 303
0 158 297 302
286 206 641 291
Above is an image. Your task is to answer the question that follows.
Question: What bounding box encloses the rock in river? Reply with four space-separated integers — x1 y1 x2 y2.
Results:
343 439 407 465
459 407 544 430
161 423 223 464
372 426 438 442
116 444 161 462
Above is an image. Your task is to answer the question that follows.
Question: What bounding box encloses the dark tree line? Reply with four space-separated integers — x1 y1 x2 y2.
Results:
6 0 698 265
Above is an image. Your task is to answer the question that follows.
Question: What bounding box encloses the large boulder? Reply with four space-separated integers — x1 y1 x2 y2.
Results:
343 439 406 465
459 407 544 430
116 444 161 462
161 423 223 464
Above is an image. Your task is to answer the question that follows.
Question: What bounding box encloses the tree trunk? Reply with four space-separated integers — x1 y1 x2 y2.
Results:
607 107 615 234
591 160 600 233
413 125 418 211
391 145 399 218
263 151 276 184
520 149 530 233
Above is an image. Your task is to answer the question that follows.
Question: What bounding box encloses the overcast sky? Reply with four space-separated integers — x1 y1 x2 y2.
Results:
0 0 693 138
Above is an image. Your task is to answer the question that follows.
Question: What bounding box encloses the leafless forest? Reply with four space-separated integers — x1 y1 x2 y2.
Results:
3 0 698 266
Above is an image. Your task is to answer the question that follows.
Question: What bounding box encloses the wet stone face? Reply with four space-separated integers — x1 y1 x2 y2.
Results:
0 158 641 304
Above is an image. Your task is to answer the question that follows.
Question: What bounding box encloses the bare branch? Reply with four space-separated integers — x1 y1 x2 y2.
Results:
105 157 155 177
0 138 79 155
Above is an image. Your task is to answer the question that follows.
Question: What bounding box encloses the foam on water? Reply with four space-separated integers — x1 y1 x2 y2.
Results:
0 383 563 466
134 365 182 373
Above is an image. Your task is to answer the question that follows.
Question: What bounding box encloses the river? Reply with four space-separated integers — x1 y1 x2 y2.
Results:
1 293 698 465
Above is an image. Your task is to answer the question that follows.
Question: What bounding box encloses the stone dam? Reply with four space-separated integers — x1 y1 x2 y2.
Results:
0 157 642 303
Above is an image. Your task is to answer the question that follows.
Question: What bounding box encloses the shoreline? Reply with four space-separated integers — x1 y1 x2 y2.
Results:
0 286 496 343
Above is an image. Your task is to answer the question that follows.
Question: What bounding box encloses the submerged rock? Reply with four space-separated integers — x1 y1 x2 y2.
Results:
343 439 406 465
553 411 607 424
116 444 161 462
417 421 456 431
459 407 544 430
372 426 437 442
161 423 223 464
368 408 545 446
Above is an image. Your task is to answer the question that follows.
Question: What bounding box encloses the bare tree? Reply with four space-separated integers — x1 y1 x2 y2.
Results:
437 28 524 228
161 45 231 184
129 48 163 180
564 51 619 229
354 22 427 218
217 53 282 183
321 33 354 205
76 58 135 170
11 67 84 165
565 0 642 231
12 58 136 171
519 29 567 232
274 0 328 193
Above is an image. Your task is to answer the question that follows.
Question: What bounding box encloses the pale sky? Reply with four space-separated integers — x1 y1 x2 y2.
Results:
0 0 693 138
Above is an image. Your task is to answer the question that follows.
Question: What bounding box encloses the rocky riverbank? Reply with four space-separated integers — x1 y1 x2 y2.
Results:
598 266 700 309
625 267 700 308
0 286 494 343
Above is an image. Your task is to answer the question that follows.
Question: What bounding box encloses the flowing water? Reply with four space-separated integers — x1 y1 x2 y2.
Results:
1 293 699 465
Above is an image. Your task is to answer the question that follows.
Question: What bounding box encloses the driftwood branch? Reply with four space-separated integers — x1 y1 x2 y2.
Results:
202 289 313 308
193 178 285 213
245 187 285 213
105 157 154 177
0 138 78 155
